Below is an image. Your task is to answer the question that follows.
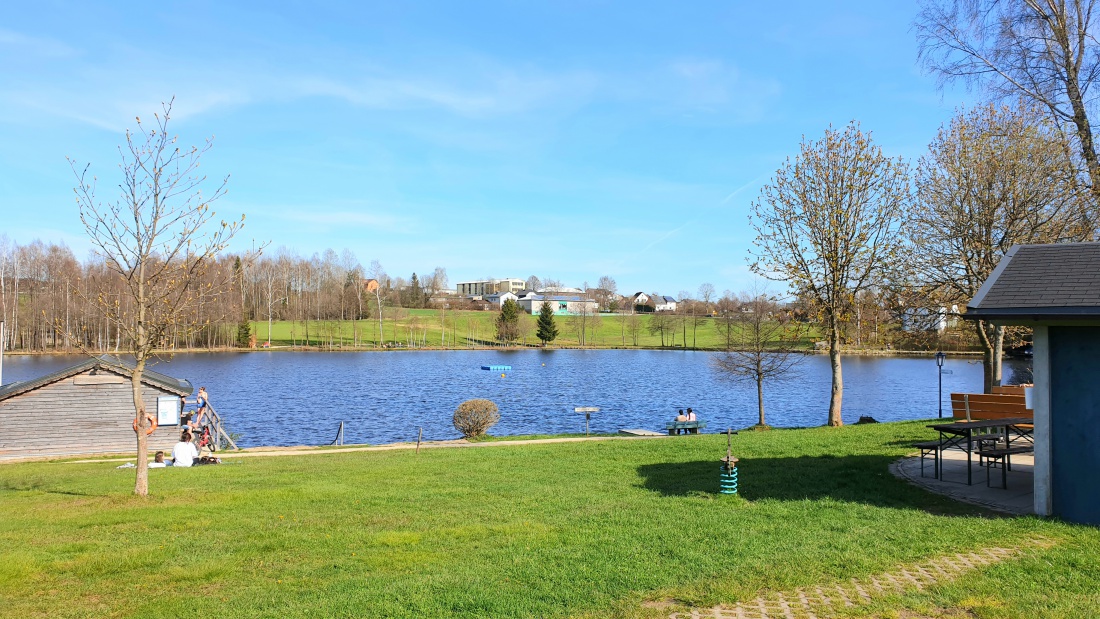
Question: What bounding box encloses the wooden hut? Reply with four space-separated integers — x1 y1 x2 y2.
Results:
967 242 1100 526
0 356 193 461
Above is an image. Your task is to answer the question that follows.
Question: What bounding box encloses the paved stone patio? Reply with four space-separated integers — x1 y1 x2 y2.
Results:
664 536 1051 619
892 449 1034 516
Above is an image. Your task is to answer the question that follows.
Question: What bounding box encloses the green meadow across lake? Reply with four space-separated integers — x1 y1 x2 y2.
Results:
1 422 1097 619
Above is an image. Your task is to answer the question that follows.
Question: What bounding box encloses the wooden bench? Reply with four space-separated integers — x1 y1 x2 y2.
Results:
666 421 707 435
913 440 940 478
976 446 1034 489
950 393 1032 422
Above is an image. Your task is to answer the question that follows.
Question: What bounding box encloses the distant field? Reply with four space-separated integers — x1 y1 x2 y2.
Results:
249 310 821 350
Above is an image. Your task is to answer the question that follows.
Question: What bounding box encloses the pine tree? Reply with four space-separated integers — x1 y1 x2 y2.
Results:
496 298 521 343
536 299 558 346
407 272 423 308
236 320 252 347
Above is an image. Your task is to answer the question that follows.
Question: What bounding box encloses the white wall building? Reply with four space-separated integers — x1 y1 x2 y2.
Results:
518 294 599 316
483 291 519 309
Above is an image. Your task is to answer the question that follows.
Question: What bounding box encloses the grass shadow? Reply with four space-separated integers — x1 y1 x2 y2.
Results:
637 455 993 515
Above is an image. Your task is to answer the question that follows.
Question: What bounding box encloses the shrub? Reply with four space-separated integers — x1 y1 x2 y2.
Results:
453 399 500 438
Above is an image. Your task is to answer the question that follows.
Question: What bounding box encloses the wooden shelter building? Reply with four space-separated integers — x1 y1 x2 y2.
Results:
967 242 1100 526
0 356 193 461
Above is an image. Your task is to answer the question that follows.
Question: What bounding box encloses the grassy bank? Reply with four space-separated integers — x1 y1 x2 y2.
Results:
1 422 1096 618
250 310 822 350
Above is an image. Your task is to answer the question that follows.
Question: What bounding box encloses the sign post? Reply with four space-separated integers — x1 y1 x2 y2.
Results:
574 407 600 436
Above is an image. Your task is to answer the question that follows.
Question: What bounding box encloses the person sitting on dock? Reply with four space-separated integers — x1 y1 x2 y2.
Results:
172 431 199 467
686 408 697 421
180 396 199 431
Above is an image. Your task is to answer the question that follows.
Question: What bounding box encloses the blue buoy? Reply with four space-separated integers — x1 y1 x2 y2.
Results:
480 365 512 371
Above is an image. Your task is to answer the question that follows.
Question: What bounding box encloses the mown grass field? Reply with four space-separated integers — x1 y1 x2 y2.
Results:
250 309 823 350
1 422 1096 618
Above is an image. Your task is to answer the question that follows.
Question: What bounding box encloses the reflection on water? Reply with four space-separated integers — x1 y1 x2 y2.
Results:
2 351 1026 448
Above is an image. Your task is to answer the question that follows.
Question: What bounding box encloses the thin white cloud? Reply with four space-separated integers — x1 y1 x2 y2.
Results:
291 67 598 117
0 28 77 58
275 208 411 231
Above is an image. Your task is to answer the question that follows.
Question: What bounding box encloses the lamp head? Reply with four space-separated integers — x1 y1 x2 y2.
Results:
935 351 946 367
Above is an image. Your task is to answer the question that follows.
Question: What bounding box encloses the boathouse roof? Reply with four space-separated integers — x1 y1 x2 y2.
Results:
967 242 1100 322
0 355 193 402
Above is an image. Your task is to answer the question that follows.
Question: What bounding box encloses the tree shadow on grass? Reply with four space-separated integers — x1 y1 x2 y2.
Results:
636 455 992 515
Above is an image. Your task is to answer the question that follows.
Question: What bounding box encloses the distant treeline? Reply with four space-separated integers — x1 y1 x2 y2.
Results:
0 237 985 353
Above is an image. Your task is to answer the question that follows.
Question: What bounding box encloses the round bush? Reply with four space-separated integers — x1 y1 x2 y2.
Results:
453 399 500 438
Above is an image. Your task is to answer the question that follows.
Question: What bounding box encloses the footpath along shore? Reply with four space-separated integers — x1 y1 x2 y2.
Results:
55 433 671 464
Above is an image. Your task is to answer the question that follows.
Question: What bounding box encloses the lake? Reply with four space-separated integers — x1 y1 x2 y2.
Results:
0 350 1031 448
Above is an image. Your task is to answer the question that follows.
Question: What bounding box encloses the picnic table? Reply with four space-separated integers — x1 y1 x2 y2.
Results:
666 421 706 435
927 417 1034 485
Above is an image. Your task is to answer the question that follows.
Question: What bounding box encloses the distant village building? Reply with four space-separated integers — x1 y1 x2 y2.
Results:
0 356 193 461
630 292 652 313
484 291 519 309
456 278 526 297
517 294 599 316
654 296 678 312
362 278 380 293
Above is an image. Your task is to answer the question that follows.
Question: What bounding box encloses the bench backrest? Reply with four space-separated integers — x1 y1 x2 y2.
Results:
950 393 1033 421
992 385 1028 396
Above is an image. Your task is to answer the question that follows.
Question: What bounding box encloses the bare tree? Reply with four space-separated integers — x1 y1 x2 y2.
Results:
596 275 618 310
368 260 386 347
750 122 909 426
71 99 246 496
907 102 1091 390
916 0 1100 208
713 291 806 427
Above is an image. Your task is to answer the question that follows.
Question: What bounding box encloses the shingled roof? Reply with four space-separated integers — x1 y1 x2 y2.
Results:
0 355 193 402
967 243 1100 322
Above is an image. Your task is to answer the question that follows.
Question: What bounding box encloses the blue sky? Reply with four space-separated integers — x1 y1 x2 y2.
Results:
0 1 971 296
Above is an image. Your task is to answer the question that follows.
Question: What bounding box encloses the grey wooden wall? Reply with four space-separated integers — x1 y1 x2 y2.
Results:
0 369 186 460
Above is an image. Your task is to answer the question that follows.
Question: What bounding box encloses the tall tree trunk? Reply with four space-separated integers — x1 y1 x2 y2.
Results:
992 324 1004 387
133 261 149 496
974 320 996 393
756 373 765 426
131 364 149 496
828 313 843 427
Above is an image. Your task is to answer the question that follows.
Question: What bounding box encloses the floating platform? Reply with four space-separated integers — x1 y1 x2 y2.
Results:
618 428 664 436
481 365 512 371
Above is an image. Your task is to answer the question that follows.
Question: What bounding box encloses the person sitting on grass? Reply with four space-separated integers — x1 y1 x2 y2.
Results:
172 431 199 468
149 451 168 468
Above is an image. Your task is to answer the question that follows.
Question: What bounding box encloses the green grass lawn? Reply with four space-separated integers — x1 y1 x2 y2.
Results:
1 422 1096 618
250 310 822 351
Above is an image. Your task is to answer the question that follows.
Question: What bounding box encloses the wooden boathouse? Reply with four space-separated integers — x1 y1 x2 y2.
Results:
0 356 193 461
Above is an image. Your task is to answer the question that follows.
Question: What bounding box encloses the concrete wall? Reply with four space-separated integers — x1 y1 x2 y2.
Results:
0 368 183 460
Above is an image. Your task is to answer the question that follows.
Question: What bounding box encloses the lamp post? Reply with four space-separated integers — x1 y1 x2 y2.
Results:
935 351 947 418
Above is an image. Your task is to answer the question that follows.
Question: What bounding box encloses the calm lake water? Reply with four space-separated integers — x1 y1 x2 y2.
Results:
1 351 1032 448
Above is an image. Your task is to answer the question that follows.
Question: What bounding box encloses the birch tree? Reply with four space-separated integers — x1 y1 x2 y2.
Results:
750 122 909 427
71 99 246 495
916 0 1100 210
908 102 1091 391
